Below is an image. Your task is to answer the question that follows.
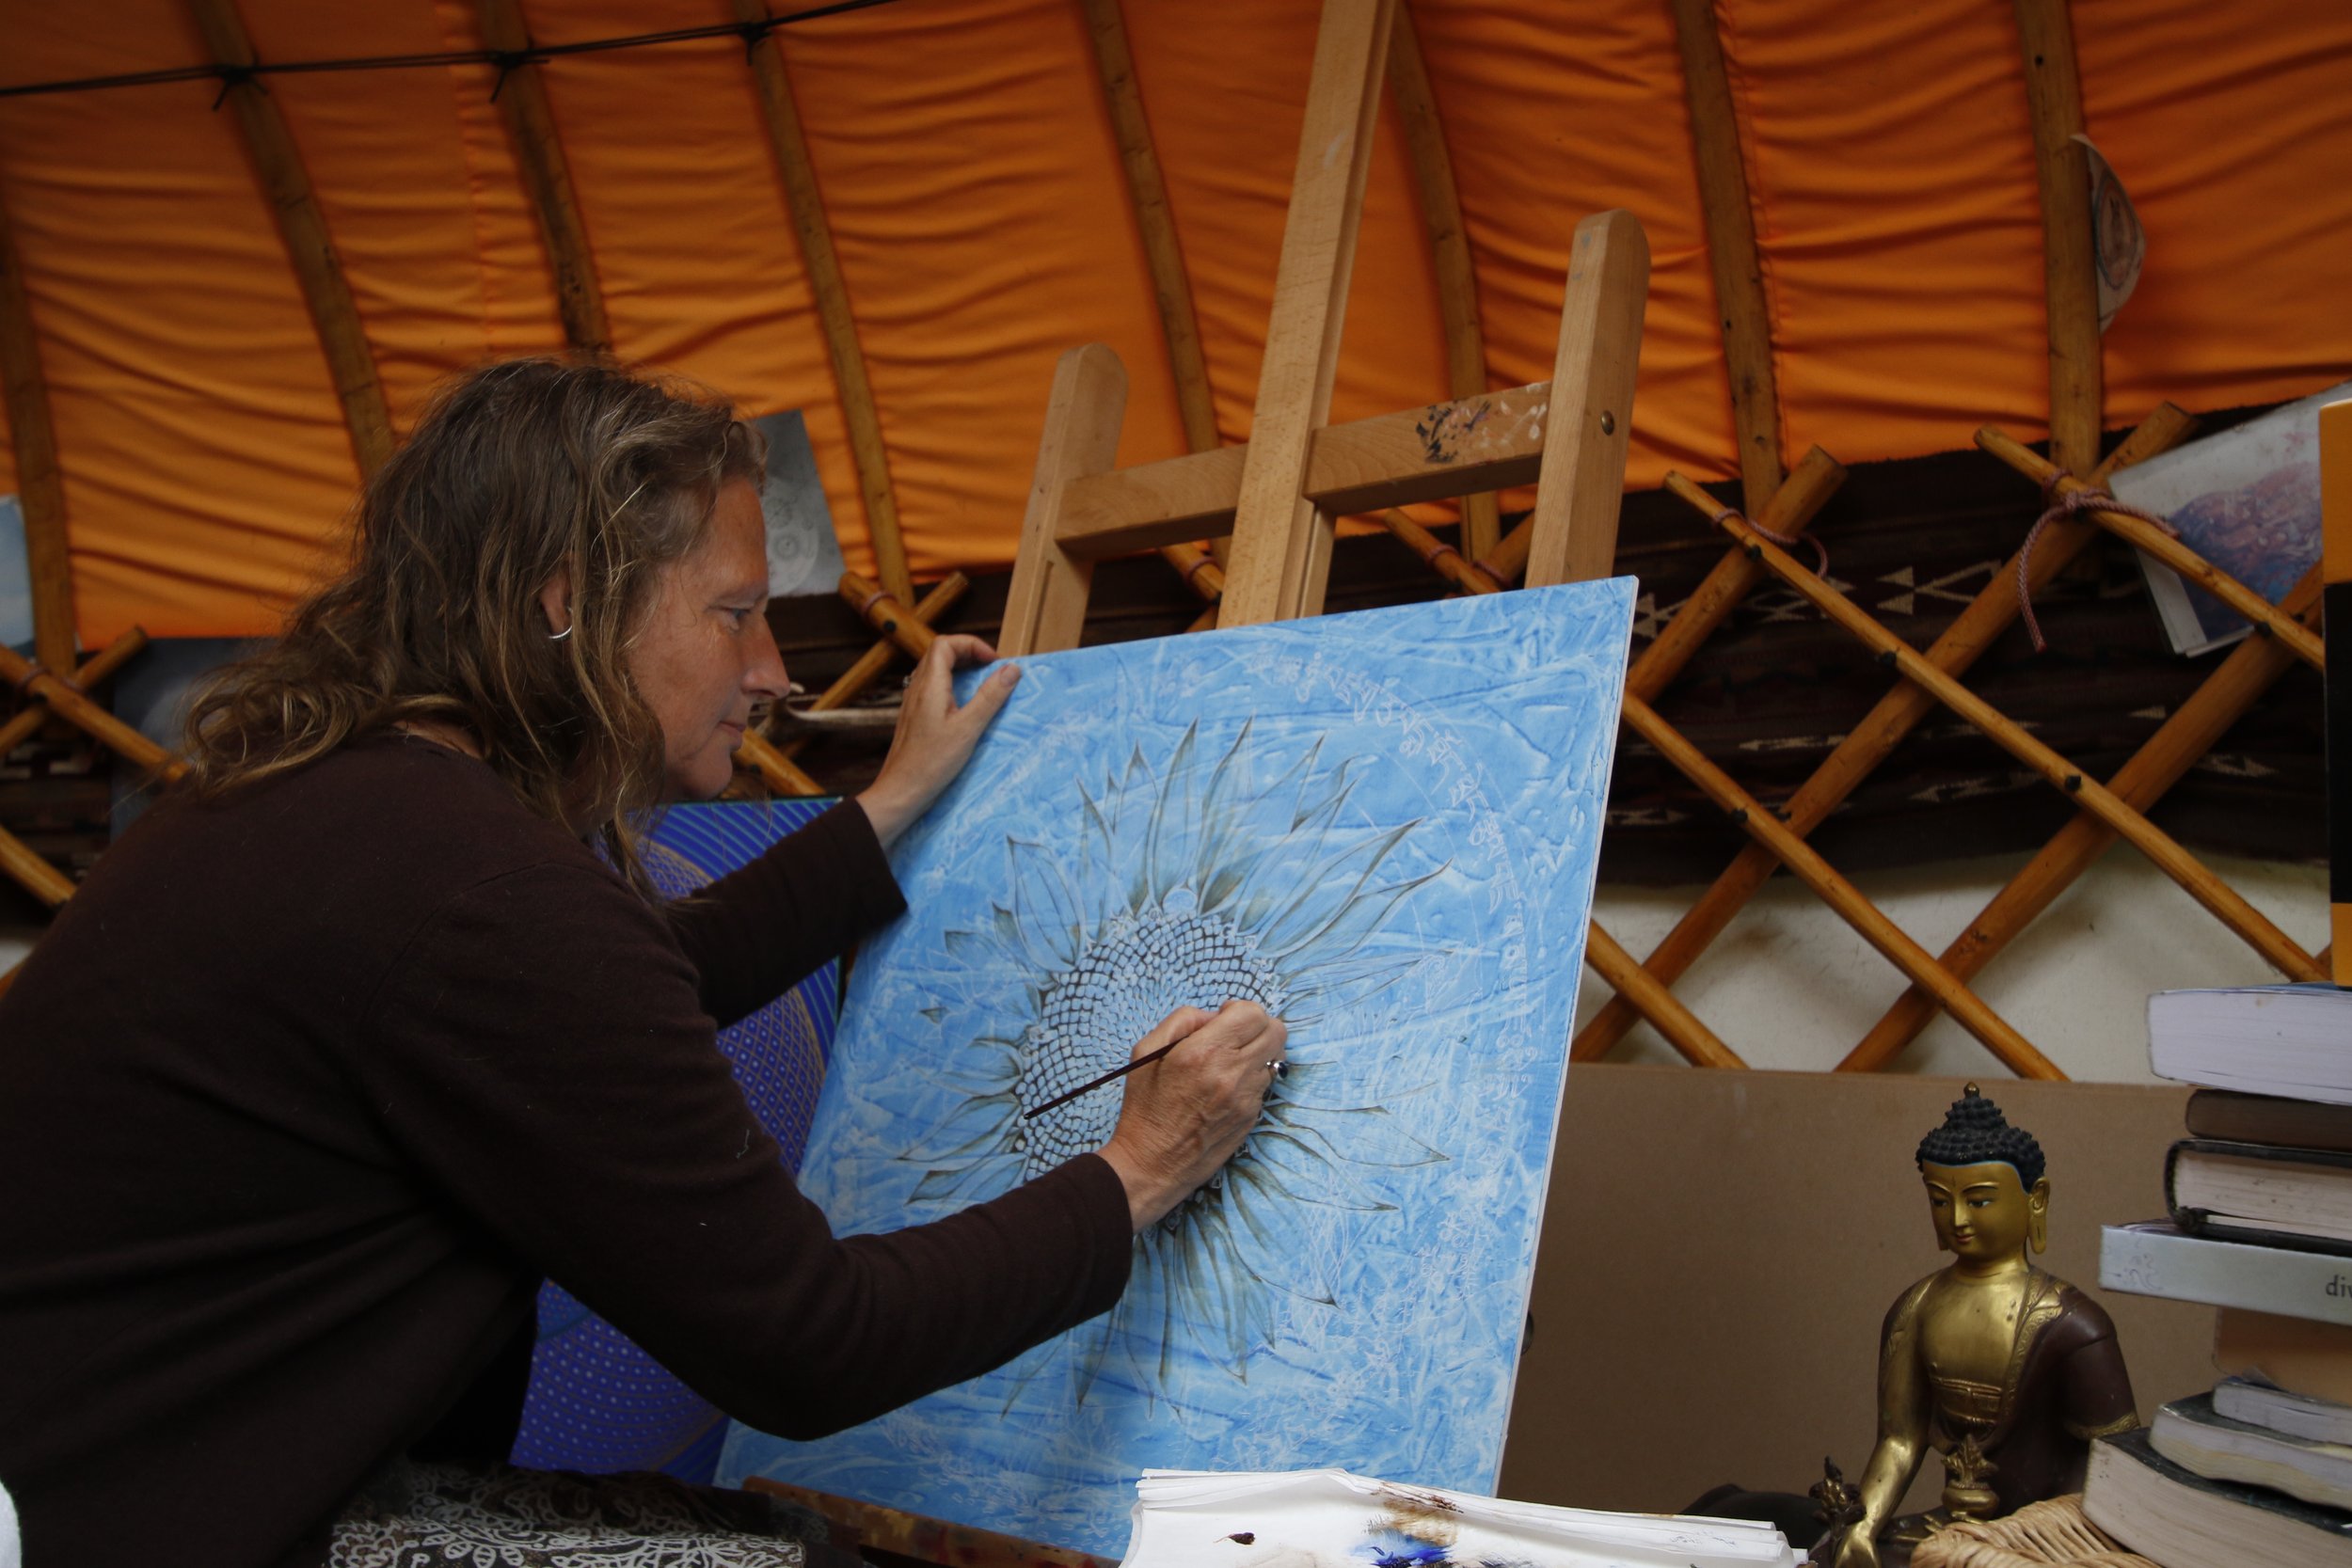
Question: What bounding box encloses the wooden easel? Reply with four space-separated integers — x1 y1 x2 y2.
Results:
996 0 1646 656
756 1 1649 1562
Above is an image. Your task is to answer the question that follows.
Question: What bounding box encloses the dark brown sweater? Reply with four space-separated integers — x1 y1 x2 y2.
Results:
0 736 1132 1567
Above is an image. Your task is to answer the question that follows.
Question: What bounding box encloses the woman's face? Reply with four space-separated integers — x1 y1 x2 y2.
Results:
627 478 788 800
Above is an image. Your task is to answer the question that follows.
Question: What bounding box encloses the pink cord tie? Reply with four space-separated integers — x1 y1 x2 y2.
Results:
1180 554 1217 588
854 587 890 619
1470 559 1512 593
9 660 47 696
1724 507 1830 577
2014 469 2176 653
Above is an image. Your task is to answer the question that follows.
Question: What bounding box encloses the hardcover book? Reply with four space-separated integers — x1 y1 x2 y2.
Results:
2148 984 2352 1104
2153 1391 2352 1513
2188 1089 2352 1154
2215 1373 2352 1449
2168 1138 2352 1251
2100 1220 2352 1324
2218 1310 2352 1408
2086 1427 2352 1568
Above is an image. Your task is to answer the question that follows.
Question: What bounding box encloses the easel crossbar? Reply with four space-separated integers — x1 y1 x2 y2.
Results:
1054 382 1553 560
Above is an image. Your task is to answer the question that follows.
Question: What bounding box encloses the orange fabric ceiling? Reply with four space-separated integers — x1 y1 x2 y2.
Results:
1 0 2348 643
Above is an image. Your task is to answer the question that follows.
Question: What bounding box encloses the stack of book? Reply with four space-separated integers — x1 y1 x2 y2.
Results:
2091 981 2352 1568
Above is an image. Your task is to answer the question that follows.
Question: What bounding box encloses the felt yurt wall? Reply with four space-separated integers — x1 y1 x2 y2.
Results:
1 0 2348 647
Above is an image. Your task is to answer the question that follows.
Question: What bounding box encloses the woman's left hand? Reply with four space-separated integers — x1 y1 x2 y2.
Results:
857 634 1020 847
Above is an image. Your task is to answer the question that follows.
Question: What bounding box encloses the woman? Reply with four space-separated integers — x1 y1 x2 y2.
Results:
0 358 1283 1567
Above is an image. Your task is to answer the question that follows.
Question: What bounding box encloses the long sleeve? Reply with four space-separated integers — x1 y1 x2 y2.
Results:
661 800 908 1029
358 857 1129 1439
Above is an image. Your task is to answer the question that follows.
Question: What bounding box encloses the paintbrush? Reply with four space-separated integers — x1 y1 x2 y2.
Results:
1022 1041 1178 1121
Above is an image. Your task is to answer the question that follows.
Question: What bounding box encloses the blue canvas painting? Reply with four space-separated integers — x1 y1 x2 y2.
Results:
719 582 1635 1555
516 800 841 1483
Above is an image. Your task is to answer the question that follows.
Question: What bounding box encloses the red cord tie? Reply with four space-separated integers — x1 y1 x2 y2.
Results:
1724 507 1830 577
854 587 890 620
1470 559 1512 593
9 660 47 697
1179 554 1217 588
2013 468 2176 653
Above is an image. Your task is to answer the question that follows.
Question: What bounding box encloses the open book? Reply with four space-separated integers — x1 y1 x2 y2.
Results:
1120 1469 1801 1568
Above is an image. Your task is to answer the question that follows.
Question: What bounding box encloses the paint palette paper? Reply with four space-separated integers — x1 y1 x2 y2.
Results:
720 582 1636 1555
1119 1469 1799 1568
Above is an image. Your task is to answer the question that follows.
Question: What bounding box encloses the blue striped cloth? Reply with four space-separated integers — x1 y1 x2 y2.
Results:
512 800 841 1483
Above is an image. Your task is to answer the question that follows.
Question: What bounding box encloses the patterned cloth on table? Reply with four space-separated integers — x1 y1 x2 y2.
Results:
511 801 841 1485
327 1459 855 1567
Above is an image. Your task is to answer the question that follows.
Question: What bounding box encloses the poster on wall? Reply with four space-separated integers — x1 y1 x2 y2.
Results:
752 409 847 600
720 581 1636 1556
2109 379 2348 657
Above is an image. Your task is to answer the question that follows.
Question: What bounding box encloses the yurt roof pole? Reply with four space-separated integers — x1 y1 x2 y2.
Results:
1075 0 1225 620
185 0 394 480
0 185 75 671
732 0 913 606
1386 1 1501 561
477 0 612 360
2012 0 2101 475
1079 0 1216 458
1668 0 1783 517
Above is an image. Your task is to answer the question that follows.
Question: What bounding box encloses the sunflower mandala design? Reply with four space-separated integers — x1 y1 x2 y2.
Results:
903 720 1450 1402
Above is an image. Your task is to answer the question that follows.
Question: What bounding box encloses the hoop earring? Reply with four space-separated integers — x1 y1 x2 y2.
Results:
550 625 573 642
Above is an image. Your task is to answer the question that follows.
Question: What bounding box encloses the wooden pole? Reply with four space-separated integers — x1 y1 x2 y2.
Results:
1581 918 1746 1069
1979 425 2325 671
2012 0 2101 476
1668 0 1783 515
1217 0 1399 628
1851 564 2327 1065
0 186 75 673
775 573 968 763
836 570 939 663
1622 692 2063 1079
736 729 824 797
476 0 611 358
1078 0 1214 458
1626 448 1843 702
1708 505 2324 983
0 628 150 758
1375 508 1498 595
1573 404 2189 1063
1001 344 1129 657
1075 0 1239 611
185 0 393 478
1387 1 1501 561
733 0 913 605
2321 398 2352 981
0 822 73 909
0 643 185 783
1517 210 1649 590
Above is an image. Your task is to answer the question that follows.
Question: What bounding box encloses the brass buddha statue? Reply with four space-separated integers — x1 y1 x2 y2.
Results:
1829 1086 2137 1568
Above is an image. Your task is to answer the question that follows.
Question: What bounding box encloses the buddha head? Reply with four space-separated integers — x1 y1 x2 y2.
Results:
1915 1085 2049 1263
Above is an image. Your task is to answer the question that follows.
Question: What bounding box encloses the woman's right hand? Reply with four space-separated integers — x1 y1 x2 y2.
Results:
1096 1000 1287 1232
